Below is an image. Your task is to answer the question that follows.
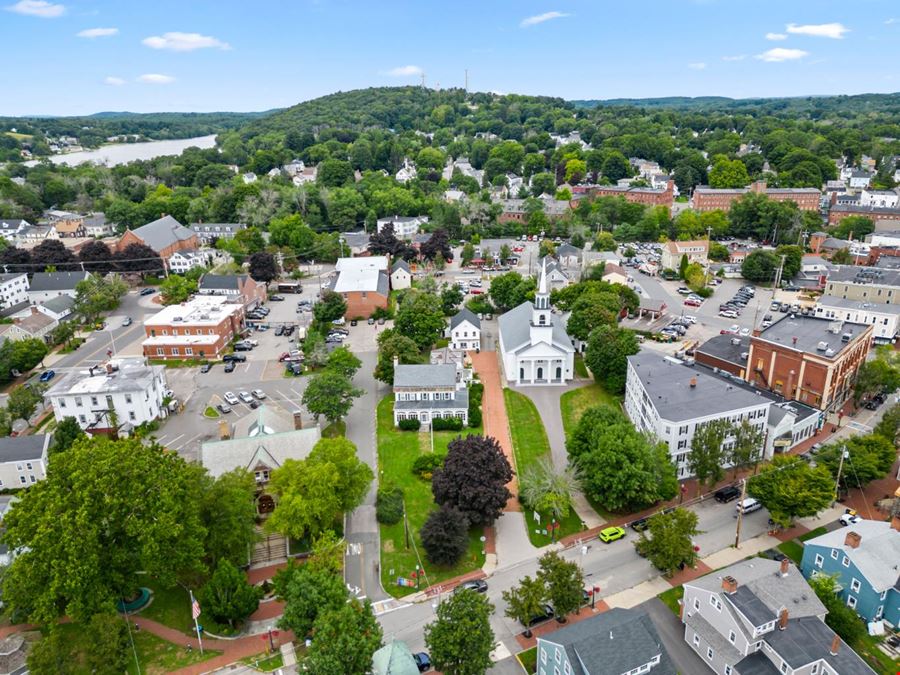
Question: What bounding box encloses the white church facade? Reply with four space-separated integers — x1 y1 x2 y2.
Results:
498 259 575 386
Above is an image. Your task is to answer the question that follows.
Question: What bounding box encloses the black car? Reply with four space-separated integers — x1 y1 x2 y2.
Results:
412 652 432 673
714 485 741 503
223 354 247 363
760 548 787 562
270 295 285 301
864 399 881 410
526 604 555 627
454 579 488 594
629 516 650 532
275 326 285 336
234 342 254 351
139 287 156 296
224 361 236 373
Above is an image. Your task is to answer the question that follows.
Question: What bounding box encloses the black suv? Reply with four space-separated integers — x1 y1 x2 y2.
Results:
223 354 247 363
714 485 741 503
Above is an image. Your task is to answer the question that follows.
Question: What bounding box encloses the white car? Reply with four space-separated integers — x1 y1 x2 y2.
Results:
239 391 254 404
331 317 346 326
252 389 267 400
739 328 751 337
839 513 861 526
682 315 697 324
223 391 239 406
245 339 259 347
719 310 738 319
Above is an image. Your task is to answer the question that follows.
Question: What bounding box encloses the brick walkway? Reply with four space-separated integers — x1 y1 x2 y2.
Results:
470 350 520 511
665 560 713 587
514 602 611 650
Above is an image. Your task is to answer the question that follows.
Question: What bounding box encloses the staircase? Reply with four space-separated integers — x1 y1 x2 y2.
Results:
250 528 288 567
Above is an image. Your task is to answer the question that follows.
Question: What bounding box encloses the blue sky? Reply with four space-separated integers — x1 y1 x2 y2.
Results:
1 0 898 116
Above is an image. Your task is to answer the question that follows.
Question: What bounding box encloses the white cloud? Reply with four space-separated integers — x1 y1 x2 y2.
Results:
103 76 125 86
786 22 849 39
755 47 809 62
520 11 569 27
884 17 897 25
137 73 175 84
142 31 230 52
722 55 747 61
384 65 423 77
688 62 707 70
77 26 118 38
765 32 787 40
5 0 64 17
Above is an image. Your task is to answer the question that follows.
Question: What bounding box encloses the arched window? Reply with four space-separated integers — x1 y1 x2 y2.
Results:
537 366 544 380
556 366 562 379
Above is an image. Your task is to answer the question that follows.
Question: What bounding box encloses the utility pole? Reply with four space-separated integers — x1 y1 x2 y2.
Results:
734 478 748 548
464 69 468 92
832 446 848 507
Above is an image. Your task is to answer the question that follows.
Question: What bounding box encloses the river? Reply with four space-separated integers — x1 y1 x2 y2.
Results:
25 134 218 167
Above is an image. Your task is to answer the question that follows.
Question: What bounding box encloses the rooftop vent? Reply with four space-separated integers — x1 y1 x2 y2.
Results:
689 377 697 388
841 332 852 343
816 341 828 351
172 316 183 322
731 338 741 346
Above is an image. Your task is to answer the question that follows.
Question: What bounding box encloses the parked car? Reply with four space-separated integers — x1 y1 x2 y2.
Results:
252 389 267 400
735 497 762 515
224 361 236 373
839 512 862 526
525 604 556 627
216 403 232 414
238 391 254 404
223 392 239 406
275 325 285 336
714 485 741 503
200 363 212 373
269 295 285 301
629 516 649 532
332 317 346 326
140 287 156 296
598 526 626 543
38 370 56 382
719 310 738 319
684 298 702 307
413 652 432 673
234 342 254 351
454 579 488 594
676 287 692 295
122 317 133 327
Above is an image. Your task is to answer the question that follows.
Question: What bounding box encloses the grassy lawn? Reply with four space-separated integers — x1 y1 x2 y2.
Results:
798 526 827 542
517 646 537 674
776 540 804 564
240 651 286 671
854 632 900 674
377 396 486 598
322 420 346 437
137 577 238 637
657 586 684 616
203 406 219 418
559 383 621 438
573 354 589 379
504 389 584 545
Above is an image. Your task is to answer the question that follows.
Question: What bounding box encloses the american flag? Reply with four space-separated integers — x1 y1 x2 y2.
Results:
192 598 201 620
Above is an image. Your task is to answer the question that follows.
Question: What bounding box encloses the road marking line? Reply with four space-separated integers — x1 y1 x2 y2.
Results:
164 434 185 446
173 433 203 451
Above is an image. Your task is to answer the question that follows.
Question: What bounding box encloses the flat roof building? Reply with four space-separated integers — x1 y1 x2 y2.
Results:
142 295 244 361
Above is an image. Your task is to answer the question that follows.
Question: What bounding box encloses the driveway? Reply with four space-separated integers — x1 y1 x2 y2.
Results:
641 597 708 674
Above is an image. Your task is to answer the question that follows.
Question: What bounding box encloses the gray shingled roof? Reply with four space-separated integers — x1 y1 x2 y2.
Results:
391 259 410 273
497 301 574 354
802 520 900 592
28 271 90 292
198 274 247 291
765 617 875 674
539 608 676 675
393 364 457 388
40 295 75 314
0 434 49 462
627 352 770 422
130 215 195 253
450 307 480 331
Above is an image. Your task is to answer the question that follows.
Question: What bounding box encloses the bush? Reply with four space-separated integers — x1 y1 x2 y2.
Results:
375 486 404 525
695 286 713 298
431 417 464 431
468 382 484 428
372 306 394 320
421 506 469 566
412 452 446 480
398 418 421 431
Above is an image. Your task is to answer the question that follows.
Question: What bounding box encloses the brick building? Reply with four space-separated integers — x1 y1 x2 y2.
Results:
745 315 872 412
827 203 900 227
572 180 674 213
330 256 390 318
692 181 821 212
197 273 267 310
142 295 244 361
117 215 199 261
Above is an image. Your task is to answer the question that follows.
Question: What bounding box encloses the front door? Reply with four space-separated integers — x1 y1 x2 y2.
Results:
536 366 543 380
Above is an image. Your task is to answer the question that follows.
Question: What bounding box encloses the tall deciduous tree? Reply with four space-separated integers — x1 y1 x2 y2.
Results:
420 228 453 262
687 419 731 495
2 437 206 625
248 251 278 285
275 564 348 637
305 599 383 675
537 551 584 622
325 346 362 380
313 290 347 325
74 274 128 324
748 455 833 528
432 435 513 526
394 291 446 349
815 434 896 492
50 416 86 455
728 419 765 478
583 325 639 394
502 575 547 638
420 505 469 566
115 242 164 275
77 240 115 274
302 371 363 425
424 587 495 675
159 273 198 305
635 508 702 576
195 467 258 567
489 271 535 312
199 559 263 628
374 330 419 384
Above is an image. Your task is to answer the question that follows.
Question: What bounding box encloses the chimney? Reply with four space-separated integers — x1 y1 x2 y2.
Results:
105 362 114 374
678 600 685 620
293 411 304 431
830 633 840 656
393 355 399 369
779 608 789 630
792 336 798 345
722 576 738 594
780 557 790 577
844 531 861 549
689 376 698 389
786 370 796 398
891 515 900 532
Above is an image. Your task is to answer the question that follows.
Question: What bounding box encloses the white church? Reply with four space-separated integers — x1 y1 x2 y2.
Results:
498 259 575 385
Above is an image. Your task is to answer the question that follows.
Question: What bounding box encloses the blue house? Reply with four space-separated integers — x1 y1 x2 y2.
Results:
800 518 900 627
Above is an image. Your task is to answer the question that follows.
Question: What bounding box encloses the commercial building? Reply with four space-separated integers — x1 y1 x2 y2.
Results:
828 204 900 227
392 363 468 427
571 180 674 213
814 295 899 343
624 352 771 479
142 295 244 360
0 435 50 489
695 334 751 378
691 181 820 212
117 215 199 260
661 239 709 271
45 358 168 434
536 608 676 675
196 273 266 310
330 256 390 318
800 518 900 627
681 559 874 675
823 265 900 305
745 315 873 412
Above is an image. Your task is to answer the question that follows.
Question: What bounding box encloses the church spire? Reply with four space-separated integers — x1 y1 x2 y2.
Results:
531 257 552 331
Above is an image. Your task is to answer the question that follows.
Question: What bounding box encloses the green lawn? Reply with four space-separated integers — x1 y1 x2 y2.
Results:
798 526 827 542
240 651 286 671
376 396 486 598
203 406 220 418
137 577 238 637
657 586 684 616
559 383 621 438
777 540 804 564
854 631 900 674
573 354 589 379
517 646 537 674
503 389 584 546
322 420 346 437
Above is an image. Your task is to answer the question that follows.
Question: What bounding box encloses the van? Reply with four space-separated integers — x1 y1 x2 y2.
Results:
735 497 762 515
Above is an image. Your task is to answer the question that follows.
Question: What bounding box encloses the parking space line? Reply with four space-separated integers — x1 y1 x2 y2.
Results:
164 433 185 447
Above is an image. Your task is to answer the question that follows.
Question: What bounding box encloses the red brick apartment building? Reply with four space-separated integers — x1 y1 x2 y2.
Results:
330 256 390 318
692 181 821 212
117 215 199 260
142 296 244 360
827 204 900 227
572 180 674 213
745 315 872 412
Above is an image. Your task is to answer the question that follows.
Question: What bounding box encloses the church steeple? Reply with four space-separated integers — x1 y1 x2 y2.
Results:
531 258 552 333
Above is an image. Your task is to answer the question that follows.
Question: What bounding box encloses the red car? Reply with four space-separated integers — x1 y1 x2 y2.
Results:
278 352 290 362
470 288 484 295
684 298 702 307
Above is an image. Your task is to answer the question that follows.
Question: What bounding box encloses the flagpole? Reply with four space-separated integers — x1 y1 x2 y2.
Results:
190 589 204 655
